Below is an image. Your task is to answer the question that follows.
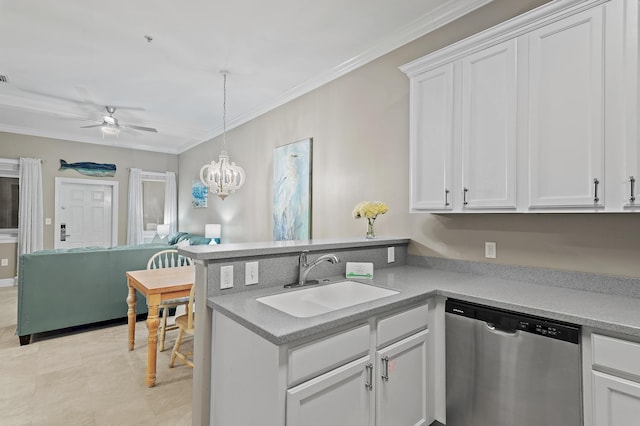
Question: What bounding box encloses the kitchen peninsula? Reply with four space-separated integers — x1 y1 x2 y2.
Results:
180 238 640 426
179 237 411 425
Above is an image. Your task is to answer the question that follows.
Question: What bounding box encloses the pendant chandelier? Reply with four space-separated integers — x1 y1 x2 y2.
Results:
200 72 246 200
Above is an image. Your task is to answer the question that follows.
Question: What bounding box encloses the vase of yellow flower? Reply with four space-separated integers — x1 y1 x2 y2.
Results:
352 201 389 239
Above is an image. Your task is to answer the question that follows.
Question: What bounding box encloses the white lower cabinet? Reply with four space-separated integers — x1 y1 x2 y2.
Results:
211 302 432 426
589 333 640 425
376 330 429 426
287 304 431 426
593 371 640 425
287 356 374 426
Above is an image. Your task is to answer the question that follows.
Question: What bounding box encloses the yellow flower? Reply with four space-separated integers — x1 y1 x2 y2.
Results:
352 201 389 219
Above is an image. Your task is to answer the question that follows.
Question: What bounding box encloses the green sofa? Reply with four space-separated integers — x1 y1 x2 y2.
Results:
16 244 172 345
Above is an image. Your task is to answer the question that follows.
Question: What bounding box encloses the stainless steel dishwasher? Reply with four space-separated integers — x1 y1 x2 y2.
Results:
445 299 582 426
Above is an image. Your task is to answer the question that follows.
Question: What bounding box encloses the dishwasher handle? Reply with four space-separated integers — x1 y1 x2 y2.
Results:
485 322 519 336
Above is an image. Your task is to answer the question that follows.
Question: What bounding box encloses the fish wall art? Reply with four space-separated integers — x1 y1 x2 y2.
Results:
59 159 116 177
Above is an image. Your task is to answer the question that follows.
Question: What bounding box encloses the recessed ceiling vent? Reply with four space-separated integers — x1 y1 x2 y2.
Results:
0 75 8 83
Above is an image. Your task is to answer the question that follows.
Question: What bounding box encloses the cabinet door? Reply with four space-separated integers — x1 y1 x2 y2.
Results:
527 7 604 208
286 356 374 426
376 329 429 426
461 39 517 209
621 0 640 208
593 371 640 426
409 64 454 211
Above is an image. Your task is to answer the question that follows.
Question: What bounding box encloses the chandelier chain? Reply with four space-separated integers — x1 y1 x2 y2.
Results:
222 72 227 150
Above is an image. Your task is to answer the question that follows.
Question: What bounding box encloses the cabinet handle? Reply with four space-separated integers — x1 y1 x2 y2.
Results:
463 188 468 206
381 356 389 382
593 178 600 203
445 189 450 206
365 363 373 391
630 176 636 203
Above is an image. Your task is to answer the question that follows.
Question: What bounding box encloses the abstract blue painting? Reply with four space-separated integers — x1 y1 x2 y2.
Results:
192 180 208 208
273 138 312 241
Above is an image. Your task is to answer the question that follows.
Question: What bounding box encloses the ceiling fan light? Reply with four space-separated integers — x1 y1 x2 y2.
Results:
101 125 120 136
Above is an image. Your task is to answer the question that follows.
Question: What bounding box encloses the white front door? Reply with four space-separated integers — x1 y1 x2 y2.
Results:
55 178 118 249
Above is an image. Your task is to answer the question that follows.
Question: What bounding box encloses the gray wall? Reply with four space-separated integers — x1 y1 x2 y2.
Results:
179 0 640 280
0 132 178 278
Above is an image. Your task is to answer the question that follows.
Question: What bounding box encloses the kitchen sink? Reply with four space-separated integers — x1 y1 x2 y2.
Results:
256 280 399 318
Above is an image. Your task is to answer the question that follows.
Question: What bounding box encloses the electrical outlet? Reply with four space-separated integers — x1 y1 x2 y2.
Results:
485 242 497 259
220 265 234 289
1 258 8 267
387 247 395 263
245 261 259 285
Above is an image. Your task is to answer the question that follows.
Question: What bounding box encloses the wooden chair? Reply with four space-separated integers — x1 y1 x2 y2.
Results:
170 281 195 368
147 249 192 352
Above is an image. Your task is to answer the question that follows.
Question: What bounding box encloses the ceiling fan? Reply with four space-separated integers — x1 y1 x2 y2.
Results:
80 106 158 136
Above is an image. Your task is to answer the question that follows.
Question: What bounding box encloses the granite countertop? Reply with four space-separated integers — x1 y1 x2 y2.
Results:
207 264 640 345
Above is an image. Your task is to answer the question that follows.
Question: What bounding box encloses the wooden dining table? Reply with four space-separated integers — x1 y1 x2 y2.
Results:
126 265 195 387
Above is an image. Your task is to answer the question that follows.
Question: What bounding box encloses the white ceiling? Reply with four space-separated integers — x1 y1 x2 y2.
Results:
0 0 490 154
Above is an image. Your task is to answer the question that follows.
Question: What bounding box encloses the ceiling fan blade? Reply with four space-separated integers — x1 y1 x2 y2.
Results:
80 123 105 128
121 124 158 133
19 87 85 105
18 88 146 111
48 111 102 122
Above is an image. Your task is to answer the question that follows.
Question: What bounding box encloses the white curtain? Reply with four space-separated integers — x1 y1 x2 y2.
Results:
127 168 144 245
164 172 178 235
164 171 177 235
18 158 43 255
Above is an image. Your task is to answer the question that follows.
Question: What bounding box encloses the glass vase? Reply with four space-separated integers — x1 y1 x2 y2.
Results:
366 218 376 239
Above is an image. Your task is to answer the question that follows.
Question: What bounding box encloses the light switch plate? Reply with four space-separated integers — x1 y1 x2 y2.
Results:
387 247 395 263
485 242 497 259
1 259 8 267
45 217 52 225
220 265 234 289
245 261 259 285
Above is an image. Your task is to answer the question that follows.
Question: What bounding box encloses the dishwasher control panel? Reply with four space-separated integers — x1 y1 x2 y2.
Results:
446 299 580 344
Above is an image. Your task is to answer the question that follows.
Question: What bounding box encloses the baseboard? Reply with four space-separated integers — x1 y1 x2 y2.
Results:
0 277 16 287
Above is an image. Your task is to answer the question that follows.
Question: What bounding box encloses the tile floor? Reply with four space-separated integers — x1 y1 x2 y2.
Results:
0 286 193 425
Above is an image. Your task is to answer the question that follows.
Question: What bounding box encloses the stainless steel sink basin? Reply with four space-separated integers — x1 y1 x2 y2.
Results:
256 281 399 318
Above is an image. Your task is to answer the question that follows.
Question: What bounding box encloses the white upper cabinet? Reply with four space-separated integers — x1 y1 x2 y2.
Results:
526 7 604 209
401 0 638 213
620 0 640 209
461 39 518 209
409 64 454 211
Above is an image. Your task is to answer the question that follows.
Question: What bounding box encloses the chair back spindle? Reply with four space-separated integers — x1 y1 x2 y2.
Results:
147 249 192 270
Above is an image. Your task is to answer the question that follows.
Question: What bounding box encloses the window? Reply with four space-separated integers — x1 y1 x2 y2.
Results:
143 179 165 231
0 177 19 230
0 159 19 236
141 171 168 242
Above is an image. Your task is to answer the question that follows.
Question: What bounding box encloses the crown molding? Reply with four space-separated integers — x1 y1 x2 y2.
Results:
400 0 608 76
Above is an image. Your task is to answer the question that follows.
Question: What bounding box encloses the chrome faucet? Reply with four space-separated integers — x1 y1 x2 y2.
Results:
287 251 340 288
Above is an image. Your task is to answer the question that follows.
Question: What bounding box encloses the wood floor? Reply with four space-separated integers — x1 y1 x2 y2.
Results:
0 286 192 425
